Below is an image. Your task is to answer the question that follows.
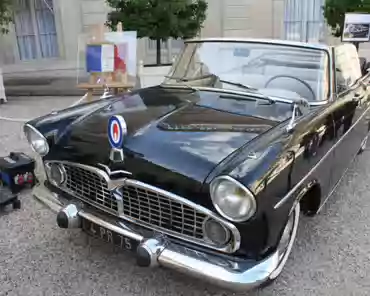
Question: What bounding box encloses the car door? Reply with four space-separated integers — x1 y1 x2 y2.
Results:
330 45 370 188
290 105 336 200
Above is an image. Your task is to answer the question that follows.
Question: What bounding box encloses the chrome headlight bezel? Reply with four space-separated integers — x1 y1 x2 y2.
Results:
210 175 257 223
23 123 50 156
45 162 67 187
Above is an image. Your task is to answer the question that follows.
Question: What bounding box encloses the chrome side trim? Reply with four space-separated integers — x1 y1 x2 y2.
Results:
316 165 351 214
274 101 370 209
44 160 241 253
184 37 330 51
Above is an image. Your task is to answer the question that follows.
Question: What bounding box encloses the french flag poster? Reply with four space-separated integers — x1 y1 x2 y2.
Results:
86 44 115 73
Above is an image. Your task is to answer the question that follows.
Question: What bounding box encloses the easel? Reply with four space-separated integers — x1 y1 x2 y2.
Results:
77 22 135 102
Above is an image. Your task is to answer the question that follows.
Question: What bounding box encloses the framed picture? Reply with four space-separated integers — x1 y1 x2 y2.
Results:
342 13 370 42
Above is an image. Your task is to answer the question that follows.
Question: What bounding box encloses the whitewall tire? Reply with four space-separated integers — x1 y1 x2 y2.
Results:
267 202 300 282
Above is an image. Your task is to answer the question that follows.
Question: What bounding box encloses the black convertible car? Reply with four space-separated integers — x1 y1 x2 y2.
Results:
25 38 370 291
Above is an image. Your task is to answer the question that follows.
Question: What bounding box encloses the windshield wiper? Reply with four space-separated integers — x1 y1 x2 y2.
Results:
218 79 275 104
219 93 275 105
163 76 275 104
164 74 215 82
218 79 258 91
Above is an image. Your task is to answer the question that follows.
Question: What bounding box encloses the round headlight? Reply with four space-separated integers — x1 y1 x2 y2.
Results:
210 176 257 222
45 163 66 186
23 124 49 156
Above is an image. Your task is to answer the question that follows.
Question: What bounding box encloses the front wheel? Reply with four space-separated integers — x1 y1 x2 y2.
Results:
264 202 300 286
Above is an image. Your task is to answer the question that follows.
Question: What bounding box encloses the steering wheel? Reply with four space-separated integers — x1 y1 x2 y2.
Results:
264 75 316 101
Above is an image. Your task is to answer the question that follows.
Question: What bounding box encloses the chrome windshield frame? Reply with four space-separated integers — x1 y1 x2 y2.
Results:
162 38 334 106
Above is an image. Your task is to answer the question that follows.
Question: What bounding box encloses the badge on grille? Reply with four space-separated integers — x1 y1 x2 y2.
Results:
108 115 127 162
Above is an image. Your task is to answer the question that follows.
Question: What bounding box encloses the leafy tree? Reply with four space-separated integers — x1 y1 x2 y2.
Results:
105 0 208 65
323 0 370 49
0 0 14 34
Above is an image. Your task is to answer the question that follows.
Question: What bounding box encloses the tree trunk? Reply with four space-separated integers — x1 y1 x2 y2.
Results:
156 39 161 65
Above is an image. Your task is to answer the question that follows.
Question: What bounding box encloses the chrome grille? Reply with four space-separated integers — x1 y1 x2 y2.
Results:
51 162 208 240
46 161 239 252
120 184 206 239
62 164 118 213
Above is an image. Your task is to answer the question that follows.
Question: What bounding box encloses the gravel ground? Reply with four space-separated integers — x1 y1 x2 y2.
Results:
1 97 370 296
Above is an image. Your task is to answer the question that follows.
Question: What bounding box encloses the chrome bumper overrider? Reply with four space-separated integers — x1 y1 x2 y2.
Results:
32 183 280 291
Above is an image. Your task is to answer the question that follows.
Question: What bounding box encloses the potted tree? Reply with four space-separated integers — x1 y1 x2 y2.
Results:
105 0 208 66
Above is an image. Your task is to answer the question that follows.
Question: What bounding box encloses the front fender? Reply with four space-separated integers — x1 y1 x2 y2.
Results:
202 129 297 257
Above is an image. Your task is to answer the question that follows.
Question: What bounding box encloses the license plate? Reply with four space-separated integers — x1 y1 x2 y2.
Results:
82 218 139 251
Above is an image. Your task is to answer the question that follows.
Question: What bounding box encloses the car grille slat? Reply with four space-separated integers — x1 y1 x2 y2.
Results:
120 185 207 239
55 162 213 241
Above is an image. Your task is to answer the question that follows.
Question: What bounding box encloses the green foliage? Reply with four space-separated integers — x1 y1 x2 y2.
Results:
323 0 370 37
105 0 208 40
0 0 14 34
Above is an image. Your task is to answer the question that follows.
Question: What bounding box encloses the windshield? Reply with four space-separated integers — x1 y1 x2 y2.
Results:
163 41 330 102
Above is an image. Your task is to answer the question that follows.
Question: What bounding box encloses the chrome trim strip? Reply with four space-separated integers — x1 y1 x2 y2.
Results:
44 160 241 253
274 101 370 209
316 165 351 214
32 182 280 292
184 37 330 51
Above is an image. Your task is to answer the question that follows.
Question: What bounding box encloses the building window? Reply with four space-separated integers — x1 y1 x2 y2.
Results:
13 0 59 61
284 0 326 42
144 38 184 65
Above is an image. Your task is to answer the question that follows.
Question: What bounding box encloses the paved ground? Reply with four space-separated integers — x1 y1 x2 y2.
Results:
1 96 370 296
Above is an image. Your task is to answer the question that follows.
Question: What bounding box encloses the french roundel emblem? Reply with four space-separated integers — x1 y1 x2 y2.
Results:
108 115 127 149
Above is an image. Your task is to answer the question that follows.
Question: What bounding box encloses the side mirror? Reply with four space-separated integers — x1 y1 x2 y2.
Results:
286 104 299 133
286 99 310 133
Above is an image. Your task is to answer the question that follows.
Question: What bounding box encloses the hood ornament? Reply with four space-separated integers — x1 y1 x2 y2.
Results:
108 115 127 163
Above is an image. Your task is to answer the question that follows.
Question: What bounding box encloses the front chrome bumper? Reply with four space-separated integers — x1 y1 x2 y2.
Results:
33 183 280 291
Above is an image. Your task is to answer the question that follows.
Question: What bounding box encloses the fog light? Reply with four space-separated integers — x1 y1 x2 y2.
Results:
46 163 66 186
203 218 230 246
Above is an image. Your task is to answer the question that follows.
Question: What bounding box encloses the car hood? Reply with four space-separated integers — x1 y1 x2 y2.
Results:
49 86 291 194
